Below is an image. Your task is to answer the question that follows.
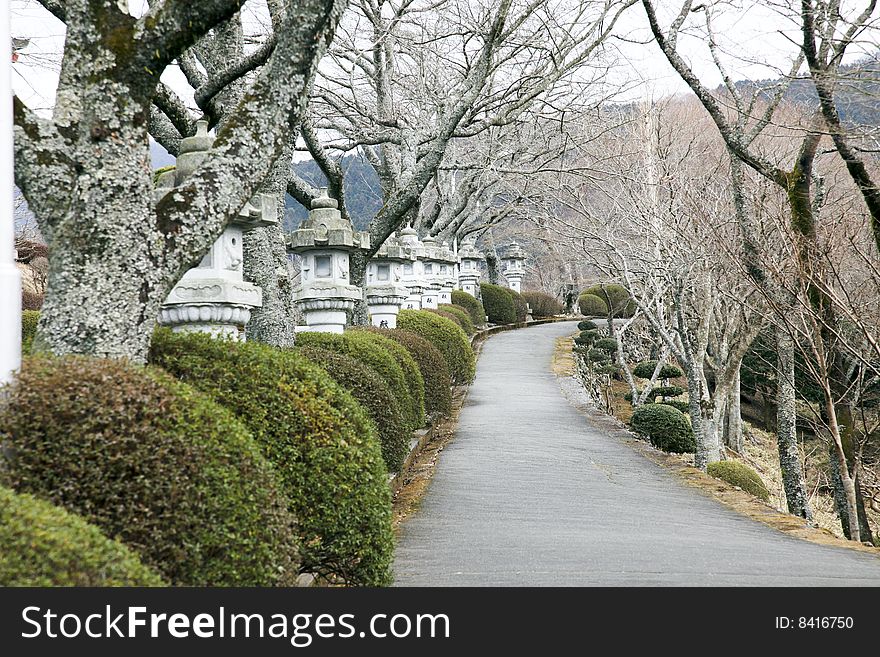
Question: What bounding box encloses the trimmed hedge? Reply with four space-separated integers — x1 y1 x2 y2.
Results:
573 329 599 346
508 289 529 323
587 348 611 364
451 290 486 327
660 400 690 414
0 485 165 586
0 355 299 586
648 385 685 400
296 330 424 431
398 310 475 385
582 284 636 318
632 360 684 380
150 330 393 586
594 337 618 354
298 346 409 473
577 320 598 331
578 293 608 316
707 461 770 501
522 291 562 317
439 304 476 336
630 403 695 453
480 283 517 325
366 328 453 417
21 310 39 355
430 309 471 335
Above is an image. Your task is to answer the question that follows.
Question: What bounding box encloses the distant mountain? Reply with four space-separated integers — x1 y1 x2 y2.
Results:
732 52 880 127
284 155 382 232
150 139 175 168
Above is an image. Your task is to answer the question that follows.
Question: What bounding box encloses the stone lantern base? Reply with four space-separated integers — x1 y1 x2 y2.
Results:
505 273 524 294
294 283 362 334
402 284 424 311
438 283 455 305
158 277 261 340
367 284 409 329
459 274 480 299
421 285 440 309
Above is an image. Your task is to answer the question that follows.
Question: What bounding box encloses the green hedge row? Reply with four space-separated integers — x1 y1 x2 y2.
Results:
480 283 517 325
398 310 475 385
451 290 486 327
438 304 476 336
0 354 300 586
0 485 165 586
297 346 410 473
364 327 453 417
151 330 394 586
296 330 425 431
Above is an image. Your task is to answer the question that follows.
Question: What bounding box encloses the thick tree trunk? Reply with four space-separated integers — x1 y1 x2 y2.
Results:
830 405 874 544
348 250 370 326
776 329 812 519
686 364 719 469
244 144 295 347
722 368 744 452
244 223 294 347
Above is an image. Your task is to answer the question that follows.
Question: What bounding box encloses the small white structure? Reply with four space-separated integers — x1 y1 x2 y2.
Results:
398 226 426 310
457 237 484 299
437 241 458 305
1 13 21 385
288 190 369 333
419 235 442 309
366 234 410 328
502 241 526 293
157 122 276 338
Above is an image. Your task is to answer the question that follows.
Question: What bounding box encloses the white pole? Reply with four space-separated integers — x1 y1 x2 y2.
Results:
0 0 22 386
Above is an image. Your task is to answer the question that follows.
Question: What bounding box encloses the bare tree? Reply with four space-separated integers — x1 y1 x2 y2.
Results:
15 0 346 361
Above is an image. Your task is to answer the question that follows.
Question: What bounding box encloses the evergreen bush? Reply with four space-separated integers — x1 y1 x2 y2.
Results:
707 461 770 501
480 283 517 324
397 310 476 385
630 403 696 454
578 293 608 316
451 290 486 327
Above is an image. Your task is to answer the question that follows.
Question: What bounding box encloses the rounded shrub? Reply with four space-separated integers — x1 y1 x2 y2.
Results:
633 360 684 380
21 310 39 355
587 348 611 364
578 293 608 316
0 355 299 586
522 291 562 317
648 385 685 400
660 399 690 414
438 304 476 335
150 330 393 586
480 283 517 324
577 320 598 331
508 289 529 323
365 327 453 417
451 290 486 327
630 403 696 454
298 346 409 473
597 364 622 377
296 330 424 430
430 309 470 334
582 284 635 318
573 329 599 346
707 461 770 501
398 309 476 385
594 337 618 354
0 485 165 586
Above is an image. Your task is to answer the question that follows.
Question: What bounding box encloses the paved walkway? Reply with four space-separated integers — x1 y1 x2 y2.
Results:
393 321 880 586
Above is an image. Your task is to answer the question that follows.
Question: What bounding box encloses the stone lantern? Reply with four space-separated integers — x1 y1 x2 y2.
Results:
157 121 276 339
502 241 526 293
398 226 426 310
419 235 442 309
288 190 369 333
458 236 484 298
436 241 458 305
366 234 410 328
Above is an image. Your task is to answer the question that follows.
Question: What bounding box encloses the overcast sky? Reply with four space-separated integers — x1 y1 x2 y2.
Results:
10 1 879 120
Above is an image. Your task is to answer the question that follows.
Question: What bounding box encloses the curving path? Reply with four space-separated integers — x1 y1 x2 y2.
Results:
393 321 880 586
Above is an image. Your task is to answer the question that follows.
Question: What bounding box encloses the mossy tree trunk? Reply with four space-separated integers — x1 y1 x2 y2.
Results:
14 0 347 362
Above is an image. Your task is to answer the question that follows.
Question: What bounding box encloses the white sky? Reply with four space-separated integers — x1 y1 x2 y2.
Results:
10 1 880 117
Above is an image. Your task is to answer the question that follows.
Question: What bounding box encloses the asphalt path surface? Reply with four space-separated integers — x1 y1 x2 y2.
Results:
393 321 880 586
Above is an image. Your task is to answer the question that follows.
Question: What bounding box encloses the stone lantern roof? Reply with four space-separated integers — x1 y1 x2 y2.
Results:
375 233 411 262
458 237 484 262
503 240 525 262
288 190 370 253
398 225 424 259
